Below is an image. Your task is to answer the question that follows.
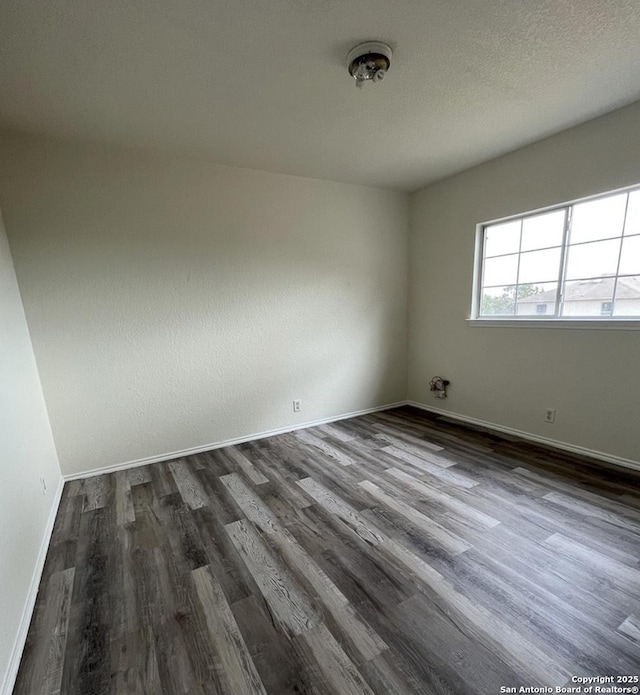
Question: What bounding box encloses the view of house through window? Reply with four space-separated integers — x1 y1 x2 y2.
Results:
477 186 640 319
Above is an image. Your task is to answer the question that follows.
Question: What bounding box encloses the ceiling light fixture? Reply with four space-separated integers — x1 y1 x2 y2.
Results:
347 41 392 88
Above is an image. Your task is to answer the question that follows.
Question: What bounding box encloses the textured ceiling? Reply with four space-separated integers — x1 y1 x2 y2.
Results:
1 0 640 190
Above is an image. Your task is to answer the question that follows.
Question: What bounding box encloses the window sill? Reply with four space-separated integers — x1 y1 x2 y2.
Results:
467 318 640 330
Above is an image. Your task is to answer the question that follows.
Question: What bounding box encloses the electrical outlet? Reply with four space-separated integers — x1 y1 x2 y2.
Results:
40 476 47 495
544 408 556 424
293 399 301 413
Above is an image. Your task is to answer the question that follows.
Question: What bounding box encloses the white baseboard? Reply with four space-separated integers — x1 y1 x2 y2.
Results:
1 475 65 695
407 400 640 473
64 401 408 481
63 397 640 480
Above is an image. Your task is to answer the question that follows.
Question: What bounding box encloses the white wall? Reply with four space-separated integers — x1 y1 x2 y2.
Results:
0 213 62 693
0 132 408 476
409 100 640 464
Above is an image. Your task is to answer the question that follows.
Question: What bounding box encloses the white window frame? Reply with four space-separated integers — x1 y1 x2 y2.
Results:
469 183 640 330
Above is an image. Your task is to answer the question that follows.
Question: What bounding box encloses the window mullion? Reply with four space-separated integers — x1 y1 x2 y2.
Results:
513 219 523 317
556 206 571 318
612 192 630 315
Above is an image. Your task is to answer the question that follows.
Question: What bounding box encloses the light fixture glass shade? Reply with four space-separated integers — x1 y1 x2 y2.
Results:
346 42 392 87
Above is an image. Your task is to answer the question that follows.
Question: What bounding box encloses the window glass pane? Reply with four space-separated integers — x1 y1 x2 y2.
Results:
565 238 621 280
520 210 565 251
560 277 615 317
623 190 640 236
515 282 557 316
482 254 518 287
600 301 613 317
480 286 516 316
570 193 627 244
518 248 561 284
484 220 521 257
613 276 640 316
618 235 640 276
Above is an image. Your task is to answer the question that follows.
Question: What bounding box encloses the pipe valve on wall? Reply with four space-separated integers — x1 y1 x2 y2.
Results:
429 376 450 399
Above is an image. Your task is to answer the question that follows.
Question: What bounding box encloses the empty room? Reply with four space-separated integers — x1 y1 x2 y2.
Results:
1 1 640 693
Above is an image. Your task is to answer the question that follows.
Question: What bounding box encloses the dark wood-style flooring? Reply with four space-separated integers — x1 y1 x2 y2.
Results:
13 406 640 694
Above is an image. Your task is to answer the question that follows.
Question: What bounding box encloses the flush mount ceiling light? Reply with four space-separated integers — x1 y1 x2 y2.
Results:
347 41 392 88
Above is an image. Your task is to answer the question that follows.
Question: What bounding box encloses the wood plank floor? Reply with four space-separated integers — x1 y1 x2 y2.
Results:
13 406 640 694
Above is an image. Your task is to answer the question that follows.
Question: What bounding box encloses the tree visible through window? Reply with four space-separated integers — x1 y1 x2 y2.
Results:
476 186 640 319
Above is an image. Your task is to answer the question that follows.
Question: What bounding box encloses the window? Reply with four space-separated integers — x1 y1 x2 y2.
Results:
475 185 640 320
